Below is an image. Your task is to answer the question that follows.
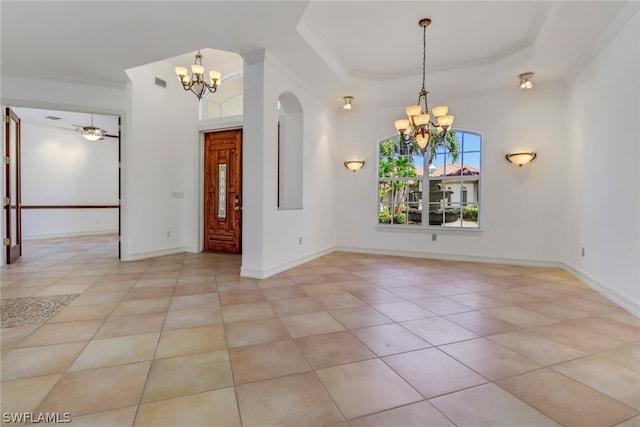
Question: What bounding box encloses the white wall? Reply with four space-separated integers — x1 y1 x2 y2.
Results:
335 86 567 265
564 9 639 313
240 52 338 277
240 50 267 275
20 122 119 238
123 60 201 260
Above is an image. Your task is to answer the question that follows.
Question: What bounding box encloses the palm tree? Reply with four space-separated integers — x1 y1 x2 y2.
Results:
378 132 458 224
427 131 459 165
392 155 417 208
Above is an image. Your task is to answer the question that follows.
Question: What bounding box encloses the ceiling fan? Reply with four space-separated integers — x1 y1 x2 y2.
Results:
61 114 118 141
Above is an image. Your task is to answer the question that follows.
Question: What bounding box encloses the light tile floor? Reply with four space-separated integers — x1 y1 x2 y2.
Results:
1 235 639 427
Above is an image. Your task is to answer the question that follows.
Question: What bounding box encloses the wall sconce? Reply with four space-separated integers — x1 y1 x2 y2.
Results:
342 96 354 110
344 160 365 172
506 152 537 166
519 72 534 90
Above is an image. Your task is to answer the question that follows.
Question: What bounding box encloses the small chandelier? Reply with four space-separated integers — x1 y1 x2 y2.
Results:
394 18 454 151
342 96 354 110
175 50 222 100
519 72 534 90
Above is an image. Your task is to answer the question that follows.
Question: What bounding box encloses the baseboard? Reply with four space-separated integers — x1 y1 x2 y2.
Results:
121 246 190 262
334 245 563 269
241 246 335 279
562 262 640 317
23 230 119 240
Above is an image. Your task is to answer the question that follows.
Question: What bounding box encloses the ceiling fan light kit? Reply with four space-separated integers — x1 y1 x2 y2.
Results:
82 128 105 141
59 113 117 141
79 114 116 141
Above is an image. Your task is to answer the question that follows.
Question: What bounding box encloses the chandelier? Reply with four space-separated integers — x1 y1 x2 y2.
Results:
394 18 454 151
175 50 222 100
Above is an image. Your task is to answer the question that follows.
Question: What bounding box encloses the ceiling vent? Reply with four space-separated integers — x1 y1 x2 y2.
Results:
155 77 167 88
45 115 62 120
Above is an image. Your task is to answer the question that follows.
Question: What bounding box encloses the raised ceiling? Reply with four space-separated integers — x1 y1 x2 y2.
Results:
1 1 637 109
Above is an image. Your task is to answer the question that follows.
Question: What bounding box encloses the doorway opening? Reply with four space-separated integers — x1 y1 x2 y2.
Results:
3 107 121 264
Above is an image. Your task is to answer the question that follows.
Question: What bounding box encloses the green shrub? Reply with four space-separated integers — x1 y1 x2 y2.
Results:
463 205 478 221
379 209 391 224
393 211 407 224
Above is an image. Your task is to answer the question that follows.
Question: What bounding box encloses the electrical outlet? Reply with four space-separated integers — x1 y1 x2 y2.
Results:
432 234 437 242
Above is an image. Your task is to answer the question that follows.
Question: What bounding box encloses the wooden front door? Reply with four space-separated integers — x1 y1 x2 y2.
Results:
4 108 22 264
204 129 242 253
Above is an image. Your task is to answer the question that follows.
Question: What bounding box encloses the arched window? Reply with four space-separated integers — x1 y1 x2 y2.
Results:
377 130 481 228
203 73 243 119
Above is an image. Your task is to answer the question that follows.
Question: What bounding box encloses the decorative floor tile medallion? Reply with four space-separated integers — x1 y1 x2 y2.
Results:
1 294 79 328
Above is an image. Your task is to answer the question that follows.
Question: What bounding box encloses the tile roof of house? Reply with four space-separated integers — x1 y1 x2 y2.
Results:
415 163 480 177
434 163 480 176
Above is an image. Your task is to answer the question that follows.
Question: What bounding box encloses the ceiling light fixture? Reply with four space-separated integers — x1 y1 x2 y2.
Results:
506 152 536 166
394 18 454 151
82 128 105 141
175 50 222 100
82 115 106 141
519 72 534 90
343 96 354 110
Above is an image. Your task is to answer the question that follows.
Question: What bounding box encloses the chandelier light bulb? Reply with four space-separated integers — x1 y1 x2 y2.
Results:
414 113 430 126
191 64 204 75
416 133 428 150
209 70 221 84
432 105 448 117
406 105 421 117
394 119 410 133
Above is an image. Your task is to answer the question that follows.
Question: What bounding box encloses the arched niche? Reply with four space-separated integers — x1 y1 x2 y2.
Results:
277 91 303 209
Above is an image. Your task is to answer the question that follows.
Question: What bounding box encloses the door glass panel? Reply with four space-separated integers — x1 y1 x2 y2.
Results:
218 164 226 218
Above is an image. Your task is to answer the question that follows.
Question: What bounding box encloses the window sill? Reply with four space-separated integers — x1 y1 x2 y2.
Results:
375 224 482 236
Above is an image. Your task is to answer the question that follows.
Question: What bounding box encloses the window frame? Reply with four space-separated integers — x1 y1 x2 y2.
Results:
376 128 483 233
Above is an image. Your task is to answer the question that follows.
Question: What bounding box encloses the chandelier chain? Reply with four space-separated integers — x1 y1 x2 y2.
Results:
422 22 427 94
